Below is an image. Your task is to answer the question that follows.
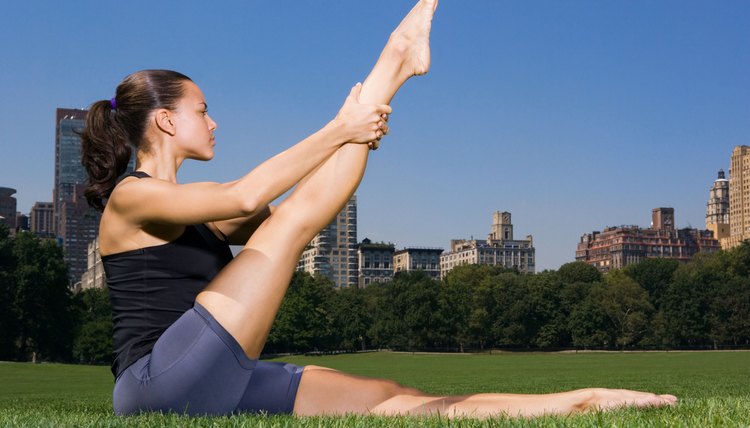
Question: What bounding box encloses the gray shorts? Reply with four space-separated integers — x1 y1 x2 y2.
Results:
113 303 304 416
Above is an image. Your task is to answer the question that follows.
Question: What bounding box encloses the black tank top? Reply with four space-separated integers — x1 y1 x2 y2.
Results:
102 171 234 377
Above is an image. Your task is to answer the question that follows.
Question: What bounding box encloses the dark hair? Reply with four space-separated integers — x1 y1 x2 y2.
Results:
81 70 192 210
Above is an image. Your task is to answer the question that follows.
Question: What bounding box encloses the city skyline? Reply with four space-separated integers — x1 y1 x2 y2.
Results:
2 1 748 270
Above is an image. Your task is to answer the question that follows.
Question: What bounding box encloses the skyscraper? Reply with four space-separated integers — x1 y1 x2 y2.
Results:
706 169 729 242
54 108 96 284
54 108 89 236
297 195 358 288
725 146 750 249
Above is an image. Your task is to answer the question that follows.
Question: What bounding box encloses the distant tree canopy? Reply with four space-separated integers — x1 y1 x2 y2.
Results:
0 226 74 361
2 221 749 364
267 243 750 353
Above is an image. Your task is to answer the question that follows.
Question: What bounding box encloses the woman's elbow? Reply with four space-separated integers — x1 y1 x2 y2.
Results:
238 195 261 217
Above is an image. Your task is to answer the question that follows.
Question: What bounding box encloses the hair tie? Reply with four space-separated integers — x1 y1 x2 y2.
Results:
110 97 117 110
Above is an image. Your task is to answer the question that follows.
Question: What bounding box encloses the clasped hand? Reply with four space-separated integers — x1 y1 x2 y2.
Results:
335 83 391 150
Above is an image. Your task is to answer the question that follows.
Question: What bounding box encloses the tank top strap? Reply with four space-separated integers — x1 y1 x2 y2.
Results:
126 171 151 180
117 170 151 184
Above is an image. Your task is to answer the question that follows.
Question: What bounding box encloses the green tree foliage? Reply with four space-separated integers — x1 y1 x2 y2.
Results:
568 283 613 348
601 271 653 348
72 288 113 364
623 258 679 310
330 285 370 351
367 271 440 350
266 272 336 353
0 226 20 360
558 261 601 284
11 231 74 361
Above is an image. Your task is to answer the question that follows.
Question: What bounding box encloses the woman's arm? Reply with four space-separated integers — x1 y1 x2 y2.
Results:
108 85 390 226
211 205 275 245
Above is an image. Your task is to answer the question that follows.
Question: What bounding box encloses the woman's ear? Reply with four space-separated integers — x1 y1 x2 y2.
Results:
154 109 176 136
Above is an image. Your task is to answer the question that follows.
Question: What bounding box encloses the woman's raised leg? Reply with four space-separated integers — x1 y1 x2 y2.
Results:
195 0 439 358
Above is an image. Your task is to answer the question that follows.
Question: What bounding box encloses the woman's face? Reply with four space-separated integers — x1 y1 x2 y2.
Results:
171 81 218 161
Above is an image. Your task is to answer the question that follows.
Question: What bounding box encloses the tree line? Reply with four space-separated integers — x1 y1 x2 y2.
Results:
266 242 750 353
1 223 748 365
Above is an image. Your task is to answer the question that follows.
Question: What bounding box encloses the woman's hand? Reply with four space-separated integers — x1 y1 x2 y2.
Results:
333 83 392 147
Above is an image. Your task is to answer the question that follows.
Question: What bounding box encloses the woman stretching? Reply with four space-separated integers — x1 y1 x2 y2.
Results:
82 0 676 418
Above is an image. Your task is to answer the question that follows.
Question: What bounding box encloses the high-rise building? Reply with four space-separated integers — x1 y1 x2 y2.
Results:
297 195 358 288
725 146 750 249
54 108 89 236
30 202 55 238
0 187 17 230
706 169 729 242
394 247 443 279
440 211 535 277
53 108 99 284
576 207 720 273
357 238 395 287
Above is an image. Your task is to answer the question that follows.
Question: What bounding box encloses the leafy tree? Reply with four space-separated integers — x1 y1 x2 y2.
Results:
12 232 73 361
623 258 679 310
601 271 654 348
526 271 568 348
330 285 371 350
367 271 440 350
490 272 529 347
266 272 336 353
658 255 715 348
72 287 113 364
0 226 19 360
568 283 613 348
439 264 500 351
558 261 601 284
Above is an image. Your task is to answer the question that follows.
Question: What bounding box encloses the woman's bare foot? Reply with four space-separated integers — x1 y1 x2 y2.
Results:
387 0 439 78
572 388 678 413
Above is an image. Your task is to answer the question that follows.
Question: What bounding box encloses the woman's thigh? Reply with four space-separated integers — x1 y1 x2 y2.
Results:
113 303 256 416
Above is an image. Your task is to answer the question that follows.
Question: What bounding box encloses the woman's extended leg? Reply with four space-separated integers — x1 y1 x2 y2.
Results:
294 366 676 418
195 0 439 359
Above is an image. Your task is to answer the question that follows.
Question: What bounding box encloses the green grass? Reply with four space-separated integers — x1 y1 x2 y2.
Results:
1 351 749 427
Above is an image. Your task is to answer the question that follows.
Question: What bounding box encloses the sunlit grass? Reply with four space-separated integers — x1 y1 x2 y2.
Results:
1 351 748 427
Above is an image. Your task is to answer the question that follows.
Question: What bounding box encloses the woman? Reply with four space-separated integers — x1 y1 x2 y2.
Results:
82 0 676 418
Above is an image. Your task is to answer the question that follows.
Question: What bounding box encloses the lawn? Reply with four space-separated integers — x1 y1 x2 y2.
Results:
1 351 748 427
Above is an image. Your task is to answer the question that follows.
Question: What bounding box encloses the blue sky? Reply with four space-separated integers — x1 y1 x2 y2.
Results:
1 1 748 270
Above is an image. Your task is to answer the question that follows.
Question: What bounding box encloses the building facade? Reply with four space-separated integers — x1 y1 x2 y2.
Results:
79 237 105 292
30 202 55 238
357 238 395 287
0 187 17 230
576 207 721 273
394 247 443 279
297 195 358 288
60 184 102 285
440 211 535 277
724 146 750 249
706 169 730 242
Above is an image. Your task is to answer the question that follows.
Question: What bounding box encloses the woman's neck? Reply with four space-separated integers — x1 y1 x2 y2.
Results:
136 148 183 183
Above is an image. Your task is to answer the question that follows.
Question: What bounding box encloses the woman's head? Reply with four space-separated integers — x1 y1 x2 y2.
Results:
81 70 193 210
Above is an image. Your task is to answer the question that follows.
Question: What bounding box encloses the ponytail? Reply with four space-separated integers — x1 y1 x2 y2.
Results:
81 99 131 211
80 70 192 211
